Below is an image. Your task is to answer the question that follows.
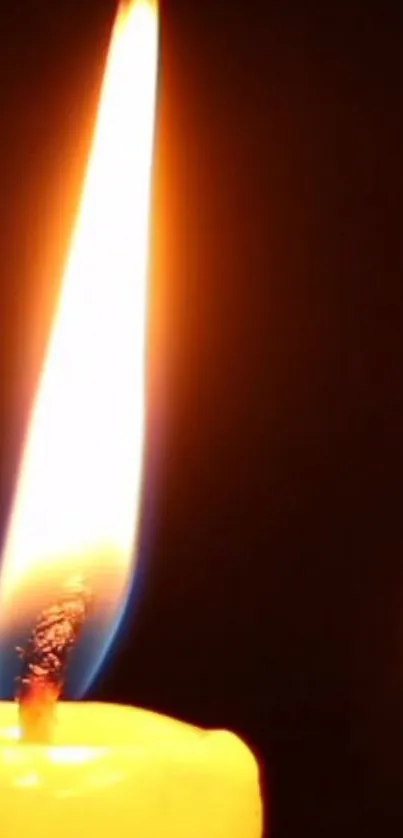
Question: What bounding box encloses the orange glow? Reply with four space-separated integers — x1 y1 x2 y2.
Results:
0 1 158 633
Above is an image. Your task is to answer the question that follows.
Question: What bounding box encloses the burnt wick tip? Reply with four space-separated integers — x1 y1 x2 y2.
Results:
16 578 92 743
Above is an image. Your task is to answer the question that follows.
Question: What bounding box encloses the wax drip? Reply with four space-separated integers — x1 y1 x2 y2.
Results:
16 577 92 743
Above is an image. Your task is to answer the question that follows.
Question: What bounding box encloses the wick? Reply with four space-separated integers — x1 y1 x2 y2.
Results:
16 577 92 743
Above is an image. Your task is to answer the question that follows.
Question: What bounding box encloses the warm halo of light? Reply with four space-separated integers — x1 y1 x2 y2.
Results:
0 0 158 668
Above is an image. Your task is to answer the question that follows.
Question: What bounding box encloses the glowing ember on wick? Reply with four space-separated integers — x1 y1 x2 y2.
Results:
17 578 92 742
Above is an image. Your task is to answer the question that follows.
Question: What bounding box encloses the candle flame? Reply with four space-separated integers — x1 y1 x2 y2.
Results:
0 0 159 695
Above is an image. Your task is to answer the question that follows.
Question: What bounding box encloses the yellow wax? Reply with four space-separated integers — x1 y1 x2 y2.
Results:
0 702 262 837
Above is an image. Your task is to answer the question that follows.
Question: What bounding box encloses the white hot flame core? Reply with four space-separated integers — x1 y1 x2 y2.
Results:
0 1 158 624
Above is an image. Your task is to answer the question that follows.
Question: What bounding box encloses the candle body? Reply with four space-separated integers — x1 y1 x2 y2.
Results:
0 702 262 837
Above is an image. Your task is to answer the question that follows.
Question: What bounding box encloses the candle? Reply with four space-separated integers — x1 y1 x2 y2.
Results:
0 702 262 837
0 1 263 835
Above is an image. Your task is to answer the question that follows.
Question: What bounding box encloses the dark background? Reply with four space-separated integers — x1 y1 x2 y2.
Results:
1 1 403 836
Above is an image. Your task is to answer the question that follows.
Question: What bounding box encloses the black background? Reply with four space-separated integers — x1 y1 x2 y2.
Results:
1 1 403 836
